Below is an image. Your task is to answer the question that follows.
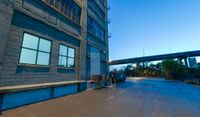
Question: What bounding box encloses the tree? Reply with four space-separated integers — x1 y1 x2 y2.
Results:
161 60 187 80
124 65 135 76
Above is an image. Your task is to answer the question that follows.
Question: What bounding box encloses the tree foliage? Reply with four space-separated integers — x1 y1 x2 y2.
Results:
161 60 188 80
124 65 135 77
124 64 162 77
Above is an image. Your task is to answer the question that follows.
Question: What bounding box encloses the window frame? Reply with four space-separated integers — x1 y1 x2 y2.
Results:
99 0 105 7
44 0 81 25
58 44 76 69
87 16 105 41
18 32 52 66
88 0 105 20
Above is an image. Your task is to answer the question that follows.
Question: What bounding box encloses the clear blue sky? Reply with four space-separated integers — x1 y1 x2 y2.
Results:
108 0 200 60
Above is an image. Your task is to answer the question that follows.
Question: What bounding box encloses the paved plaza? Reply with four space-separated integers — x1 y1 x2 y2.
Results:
2 78 200 117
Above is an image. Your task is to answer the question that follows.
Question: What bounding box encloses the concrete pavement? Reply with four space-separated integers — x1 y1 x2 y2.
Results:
2 77 200 117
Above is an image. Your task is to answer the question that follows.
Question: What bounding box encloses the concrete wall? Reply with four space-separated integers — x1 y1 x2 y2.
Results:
1 83 80 110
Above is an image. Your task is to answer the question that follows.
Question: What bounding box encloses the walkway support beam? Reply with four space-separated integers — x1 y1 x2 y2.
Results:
109 50 200 65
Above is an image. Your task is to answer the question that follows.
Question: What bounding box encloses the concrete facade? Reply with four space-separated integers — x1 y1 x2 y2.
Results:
0 0 109 87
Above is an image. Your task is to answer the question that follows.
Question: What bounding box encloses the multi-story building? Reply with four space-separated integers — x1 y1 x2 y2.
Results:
0 0 109 110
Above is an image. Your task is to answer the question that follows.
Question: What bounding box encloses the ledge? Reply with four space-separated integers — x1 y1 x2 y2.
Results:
0 80 86 93
17 64 50 68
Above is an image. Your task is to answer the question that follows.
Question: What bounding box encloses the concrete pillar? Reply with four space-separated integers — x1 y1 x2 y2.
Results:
178 58 183 65
142 62 145 68
184 58 188 68
136 62 141 68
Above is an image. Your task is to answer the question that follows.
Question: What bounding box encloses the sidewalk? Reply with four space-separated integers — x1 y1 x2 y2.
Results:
1 78 200 117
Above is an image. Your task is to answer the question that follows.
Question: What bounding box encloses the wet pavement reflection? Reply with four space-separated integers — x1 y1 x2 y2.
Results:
2 77 200 117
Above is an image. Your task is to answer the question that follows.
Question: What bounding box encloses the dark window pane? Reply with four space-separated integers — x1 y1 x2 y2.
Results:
49 0 54 5
37 52 50 65
60 0 65 13
19 48 37 64
88 0 105 19
55 0 60 8
23 33 39 49
87 17 105 41
46 0 81 24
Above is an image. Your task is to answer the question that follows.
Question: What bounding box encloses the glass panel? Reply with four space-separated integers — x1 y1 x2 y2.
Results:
49 0 54 5
37 52 50 65
60 0 65 13
39 39 51 52
55 0 60 9
59 56 67 67
68 48 75 57
19 48 37 64
22 33 39 49
59 45 68 56
46 0 81 24
67 58 74 67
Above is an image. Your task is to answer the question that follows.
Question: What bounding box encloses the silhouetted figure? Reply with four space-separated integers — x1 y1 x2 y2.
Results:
109 72 116 85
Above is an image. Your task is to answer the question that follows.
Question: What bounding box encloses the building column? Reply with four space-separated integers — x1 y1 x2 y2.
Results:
79 0 87 82
0 1 14 77
105 0 109 79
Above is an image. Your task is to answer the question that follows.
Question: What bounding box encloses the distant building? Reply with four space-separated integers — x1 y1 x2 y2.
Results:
188 57 198 68
0 0 108 110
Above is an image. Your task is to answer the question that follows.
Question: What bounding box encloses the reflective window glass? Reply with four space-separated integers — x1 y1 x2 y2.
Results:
67 58 74 67
19 48 37 64
19 33 51 66
22 33 39 49
68 48 75 57
39 39 51 52
37 52 50 65
59 45 68 56
58 45 75 68
59 56 67 67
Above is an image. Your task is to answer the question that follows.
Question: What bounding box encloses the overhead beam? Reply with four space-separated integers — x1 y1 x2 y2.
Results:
109 50 200 65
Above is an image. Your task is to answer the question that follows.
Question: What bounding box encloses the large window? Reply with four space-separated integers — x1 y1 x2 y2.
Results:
88 0 105 20
19 33 51 66
87 16 105 41
58 45 75 68
45 0 81 24
99 0 105 6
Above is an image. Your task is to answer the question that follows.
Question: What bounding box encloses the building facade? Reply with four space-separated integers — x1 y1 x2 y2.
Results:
0 0 109 110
